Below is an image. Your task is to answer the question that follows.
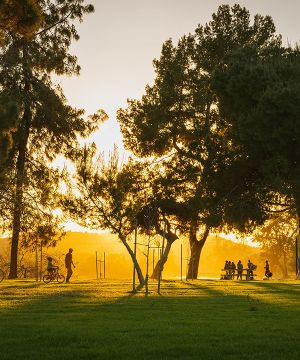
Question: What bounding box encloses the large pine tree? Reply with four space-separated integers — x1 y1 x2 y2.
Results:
0 0 106 278
118 5 281 279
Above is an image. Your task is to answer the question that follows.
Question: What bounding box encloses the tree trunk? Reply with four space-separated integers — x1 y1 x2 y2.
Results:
120 235 145 285
151 241 172 280
150 220 178 280
186 223 209 280
8 43 31 279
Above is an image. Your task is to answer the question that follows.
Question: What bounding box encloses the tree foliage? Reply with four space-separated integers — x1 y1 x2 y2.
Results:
0 0 43 42
253 213 297 277
213 45 300 216
0 0 42 167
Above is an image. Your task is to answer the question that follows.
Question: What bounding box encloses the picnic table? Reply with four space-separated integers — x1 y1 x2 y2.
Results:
220 268 257 280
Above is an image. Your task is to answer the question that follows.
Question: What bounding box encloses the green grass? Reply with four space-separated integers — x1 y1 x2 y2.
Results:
0 279 299 359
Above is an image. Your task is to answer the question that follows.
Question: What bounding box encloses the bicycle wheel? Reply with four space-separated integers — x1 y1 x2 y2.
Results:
43 274 52 284
56 274 65 283
0 269 4 283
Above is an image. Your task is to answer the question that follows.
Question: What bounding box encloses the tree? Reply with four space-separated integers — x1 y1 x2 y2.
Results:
117 5 280 279
0 0 105 278
0 0 42 168
63 145 150 286
253 213 297 278
136 204 178 280
0 0 43 41
212 45 300 223
1 149 65 272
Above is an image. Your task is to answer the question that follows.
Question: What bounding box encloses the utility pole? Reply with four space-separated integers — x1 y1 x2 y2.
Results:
104 252 106 279
180 243 183 281
152 248 155 281
35 238 38 282
296 236 299 277
158 220 166 294
132 222 137 292
39 241 43 281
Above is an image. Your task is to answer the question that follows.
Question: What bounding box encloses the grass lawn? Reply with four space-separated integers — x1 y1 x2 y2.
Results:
0 279 299 359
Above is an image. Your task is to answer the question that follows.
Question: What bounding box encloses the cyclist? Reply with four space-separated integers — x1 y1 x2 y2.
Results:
47 257 58 273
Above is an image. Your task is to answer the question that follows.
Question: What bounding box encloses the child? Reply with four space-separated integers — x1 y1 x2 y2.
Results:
47 257 58 273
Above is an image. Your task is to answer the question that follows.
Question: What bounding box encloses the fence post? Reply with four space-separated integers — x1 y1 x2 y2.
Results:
39 242 43 281
296 237 299 276
180 243 183 281
96 251 98 280
104 252 106 279
158 220 166 294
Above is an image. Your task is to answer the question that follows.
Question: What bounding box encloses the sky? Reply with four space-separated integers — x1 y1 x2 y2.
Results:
57 0 300 157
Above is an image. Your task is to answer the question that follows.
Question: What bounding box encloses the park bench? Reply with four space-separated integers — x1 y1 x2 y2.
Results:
220 268 257 280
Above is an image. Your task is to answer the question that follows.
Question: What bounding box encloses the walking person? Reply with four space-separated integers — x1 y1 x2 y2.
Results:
65 248 75 283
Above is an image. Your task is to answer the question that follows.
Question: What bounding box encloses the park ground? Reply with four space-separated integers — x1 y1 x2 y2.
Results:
0 279 299 360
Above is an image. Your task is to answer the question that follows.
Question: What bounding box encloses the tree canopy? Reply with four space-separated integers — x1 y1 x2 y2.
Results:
213 45 300 216
117 4 282 278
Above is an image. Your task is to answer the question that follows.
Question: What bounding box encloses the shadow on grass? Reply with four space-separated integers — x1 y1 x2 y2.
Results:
0 280 300 360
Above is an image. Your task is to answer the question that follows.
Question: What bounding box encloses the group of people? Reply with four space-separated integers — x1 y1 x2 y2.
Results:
223 259 268 280
224 260 262 280
223 260 243 280
47 248 76 283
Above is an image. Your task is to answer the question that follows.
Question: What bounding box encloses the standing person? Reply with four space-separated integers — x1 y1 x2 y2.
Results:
224 260 229 279
264 260 271 279
231 262 236 279
65 248 75 283
247 259 253 280
237 260 243 280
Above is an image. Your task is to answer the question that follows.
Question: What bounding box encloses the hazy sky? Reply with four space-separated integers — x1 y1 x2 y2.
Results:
58 0 300 155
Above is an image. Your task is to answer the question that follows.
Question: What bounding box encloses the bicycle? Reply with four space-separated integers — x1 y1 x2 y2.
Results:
42 267 65 284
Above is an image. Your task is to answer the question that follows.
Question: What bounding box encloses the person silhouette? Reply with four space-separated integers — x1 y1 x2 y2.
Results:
264 260 271 279
65 248 75 283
